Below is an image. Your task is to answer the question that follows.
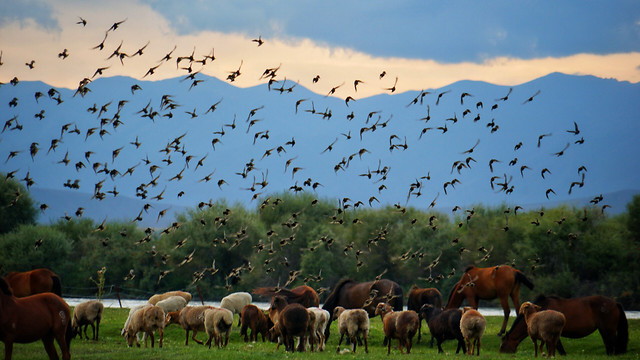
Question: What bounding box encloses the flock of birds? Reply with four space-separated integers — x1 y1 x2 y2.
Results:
0 17 609 287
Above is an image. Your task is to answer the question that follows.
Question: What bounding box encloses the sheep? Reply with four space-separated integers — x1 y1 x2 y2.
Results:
71 300 104 341
333 306 369 354
307 307 330 351
204 307 234 348
122 304 149 337
155 295 187 314
240 304 271 342
519 302 566 357
407 285 442 345
375 302 420 354
419 304 466 354
123 304 165 348
148 290 192 305
460 307 486 356
269 303 312 352
220 291 252 326
165 305 211 345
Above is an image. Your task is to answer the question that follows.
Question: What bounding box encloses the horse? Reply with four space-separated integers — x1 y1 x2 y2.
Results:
500 294 628 355
0 277 72 360
445 265 534 336
4 269 62 298
322 278 403 340
407 285 442 344
253 285 319 308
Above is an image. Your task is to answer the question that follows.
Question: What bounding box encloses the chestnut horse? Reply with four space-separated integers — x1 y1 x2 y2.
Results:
0 277 71 360
4 269 62 298
500 295 628 355
407 285 442 344
253 285 319 308
322 278 403 340
445 265 534 335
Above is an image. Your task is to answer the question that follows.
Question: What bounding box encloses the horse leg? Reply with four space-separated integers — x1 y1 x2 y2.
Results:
598 327 616 355
498 296 511 336
55 325 71 360
42 335 60 360
4 340 14 360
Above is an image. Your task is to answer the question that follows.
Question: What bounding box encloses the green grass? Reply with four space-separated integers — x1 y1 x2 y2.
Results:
2 307 638 359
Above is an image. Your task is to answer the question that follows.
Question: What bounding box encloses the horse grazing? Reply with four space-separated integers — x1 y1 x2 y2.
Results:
500 295 628 355
322 278 403 341
446 265 534 335
0 277 71 360
407 285 442 344
253 285 319 308
4 268 62 298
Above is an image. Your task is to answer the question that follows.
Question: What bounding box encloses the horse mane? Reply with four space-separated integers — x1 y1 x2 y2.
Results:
445 279 462 308
322 278 354 311
532 294 561 305
0 277 13 296
463 265 476 273
505 312 525 336
252 287 280 298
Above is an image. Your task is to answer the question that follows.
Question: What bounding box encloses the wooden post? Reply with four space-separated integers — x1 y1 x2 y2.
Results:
114 285 123 308
196 285 205 305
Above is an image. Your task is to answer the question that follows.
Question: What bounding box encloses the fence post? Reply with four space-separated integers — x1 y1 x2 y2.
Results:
196 285 205 305
114 285 123 308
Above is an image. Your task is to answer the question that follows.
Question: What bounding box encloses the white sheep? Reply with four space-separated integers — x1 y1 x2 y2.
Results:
148 290 192 305
123 304 165 348
220 292 252 326
204 307 234 348
307 307 330 351
333 306 369 354
72 300 104 340
155 295 187 314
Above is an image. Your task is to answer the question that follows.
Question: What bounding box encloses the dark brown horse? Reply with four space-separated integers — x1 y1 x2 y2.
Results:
407 285 442 344
253 285 319 308
445 265 534 335
4 269 62 298
500 295 628 355
322 278 403 340
0 277 72 360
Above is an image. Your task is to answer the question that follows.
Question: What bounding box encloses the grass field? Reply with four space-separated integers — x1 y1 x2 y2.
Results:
2 307 638 359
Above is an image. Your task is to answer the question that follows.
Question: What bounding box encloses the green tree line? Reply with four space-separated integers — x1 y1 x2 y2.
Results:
1 176 639 309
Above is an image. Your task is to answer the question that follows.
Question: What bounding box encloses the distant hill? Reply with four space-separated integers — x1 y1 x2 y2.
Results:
1 72 638 226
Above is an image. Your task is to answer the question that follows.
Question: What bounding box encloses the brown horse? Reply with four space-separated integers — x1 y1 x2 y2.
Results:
322 278 403 340
500 295 628 355
445 265 534 335
0 277 71 360
4 269 62 298
407 285 442 344
253 285 319 308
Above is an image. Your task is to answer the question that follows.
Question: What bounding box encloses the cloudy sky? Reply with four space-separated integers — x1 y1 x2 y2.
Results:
1 0 639 97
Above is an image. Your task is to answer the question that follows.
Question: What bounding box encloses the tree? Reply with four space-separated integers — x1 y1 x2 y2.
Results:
0 176 38 234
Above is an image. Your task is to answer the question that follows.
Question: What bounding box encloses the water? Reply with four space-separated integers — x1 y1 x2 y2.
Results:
64 297 640 319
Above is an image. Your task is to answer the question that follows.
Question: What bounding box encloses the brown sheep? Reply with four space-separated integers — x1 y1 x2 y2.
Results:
123 305 165 348
240 304 271 342
375 302 420 354
460 307 486 355
148 291 192 305
519 302 566 357
165 305 211 345
270 303 312 352
72 300 104 340
333 306 369 354
204 307 234 348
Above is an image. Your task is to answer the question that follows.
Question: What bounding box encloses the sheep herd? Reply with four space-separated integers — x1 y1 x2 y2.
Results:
69 289 567 357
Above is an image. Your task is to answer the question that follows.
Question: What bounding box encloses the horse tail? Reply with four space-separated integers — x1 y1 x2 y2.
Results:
615 303 628 354
65 313 73 352
514 270 534 290
51 274 62 297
